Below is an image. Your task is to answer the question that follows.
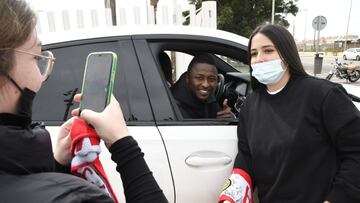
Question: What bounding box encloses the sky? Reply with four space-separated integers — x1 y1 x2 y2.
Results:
178 0 360 41
281 0 360 41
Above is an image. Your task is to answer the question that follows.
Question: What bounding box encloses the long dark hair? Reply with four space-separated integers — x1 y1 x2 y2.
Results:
248 24 308 90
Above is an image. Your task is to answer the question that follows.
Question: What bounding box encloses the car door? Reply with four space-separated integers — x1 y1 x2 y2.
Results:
133 35 248 203
33 37 174 202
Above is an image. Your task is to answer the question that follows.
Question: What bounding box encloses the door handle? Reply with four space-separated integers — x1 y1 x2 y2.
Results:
185 155 232 167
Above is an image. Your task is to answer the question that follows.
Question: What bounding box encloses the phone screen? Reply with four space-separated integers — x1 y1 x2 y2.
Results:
81 53 114 112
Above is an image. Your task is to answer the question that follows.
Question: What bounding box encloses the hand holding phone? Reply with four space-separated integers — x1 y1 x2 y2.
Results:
80 52 117 113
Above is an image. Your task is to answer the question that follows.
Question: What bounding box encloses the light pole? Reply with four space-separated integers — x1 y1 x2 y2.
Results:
344 0 352 51
271 0 275 24
302 9 308 52
293 9 308 52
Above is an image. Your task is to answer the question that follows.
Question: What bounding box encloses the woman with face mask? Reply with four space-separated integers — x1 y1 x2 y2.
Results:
218 24 360 203
0 1 166 202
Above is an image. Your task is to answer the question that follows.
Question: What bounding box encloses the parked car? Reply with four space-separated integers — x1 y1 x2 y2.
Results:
34 25 360 203
343 48 360 61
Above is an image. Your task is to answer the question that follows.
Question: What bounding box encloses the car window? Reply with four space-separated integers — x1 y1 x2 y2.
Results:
158 50 249 121
33 40 154 125
140 37 248 123
217 55 250 73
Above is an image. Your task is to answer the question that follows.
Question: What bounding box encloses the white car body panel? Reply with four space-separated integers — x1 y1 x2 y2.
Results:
39 25 249 47
158 125 238 203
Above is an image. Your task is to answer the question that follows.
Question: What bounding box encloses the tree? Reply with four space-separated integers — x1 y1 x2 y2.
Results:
185 0 299 37
182 0 201 25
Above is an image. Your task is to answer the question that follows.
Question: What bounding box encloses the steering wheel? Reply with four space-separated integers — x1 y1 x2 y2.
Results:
216 73 225 101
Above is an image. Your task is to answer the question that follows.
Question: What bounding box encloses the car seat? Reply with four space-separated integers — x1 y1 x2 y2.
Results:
159 52 173 86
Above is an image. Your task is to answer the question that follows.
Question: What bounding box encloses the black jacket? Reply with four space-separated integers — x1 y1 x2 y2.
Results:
0 113 167 203
0 113 113 203
171 75 221 118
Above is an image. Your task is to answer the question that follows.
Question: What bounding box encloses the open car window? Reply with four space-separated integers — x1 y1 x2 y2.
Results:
156 50 250 121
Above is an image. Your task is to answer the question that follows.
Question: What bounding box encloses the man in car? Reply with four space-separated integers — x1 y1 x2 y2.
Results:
171 54 234 119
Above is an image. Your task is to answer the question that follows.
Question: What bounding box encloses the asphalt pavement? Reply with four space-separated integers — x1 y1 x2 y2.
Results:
300 54 360 87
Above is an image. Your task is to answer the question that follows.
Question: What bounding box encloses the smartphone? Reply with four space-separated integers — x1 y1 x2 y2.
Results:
79 52 117 113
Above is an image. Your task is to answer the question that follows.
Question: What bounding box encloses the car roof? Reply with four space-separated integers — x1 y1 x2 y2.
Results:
39 25 249 46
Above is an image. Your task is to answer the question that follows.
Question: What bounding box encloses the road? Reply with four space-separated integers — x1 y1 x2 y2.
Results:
300 55 360 87
300 55 360 109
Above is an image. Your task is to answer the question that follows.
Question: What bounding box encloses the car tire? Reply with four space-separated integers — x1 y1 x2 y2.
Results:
343 55 347 60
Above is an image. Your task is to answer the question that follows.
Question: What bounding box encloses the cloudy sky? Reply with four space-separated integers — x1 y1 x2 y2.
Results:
179 0 360 40
283 0 359 41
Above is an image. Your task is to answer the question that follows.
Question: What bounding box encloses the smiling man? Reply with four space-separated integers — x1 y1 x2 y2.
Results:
171 54 234 119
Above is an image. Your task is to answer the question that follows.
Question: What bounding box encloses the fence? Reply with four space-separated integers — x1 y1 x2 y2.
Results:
28 0 217 80
28 0 217 35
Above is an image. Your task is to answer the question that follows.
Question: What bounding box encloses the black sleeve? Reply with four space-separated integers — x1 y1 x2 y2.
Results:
322 85 360 202
54 159 71 174
109 136 168 203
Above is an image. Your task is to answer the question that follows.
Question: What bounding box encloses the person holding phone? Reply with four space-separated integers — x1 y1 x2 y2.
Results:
0 0 167 202
218 24 360 203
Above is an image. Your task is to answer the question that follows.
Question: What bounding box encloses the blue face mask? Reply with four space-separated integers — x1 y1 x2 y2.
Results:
251 59 286 85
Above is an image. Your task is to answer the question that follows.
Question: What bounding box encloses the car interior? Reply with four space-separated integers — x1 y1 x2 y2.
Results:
156 50 251 119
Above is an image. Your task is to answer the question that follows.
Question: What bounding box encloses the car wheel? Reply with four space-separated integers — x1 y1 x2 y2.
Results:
343 55 347 60
356 55 360 61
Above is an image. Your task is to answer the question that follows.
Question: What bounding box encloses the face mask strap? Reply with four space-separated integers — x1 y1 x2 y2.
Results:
4 73 23 92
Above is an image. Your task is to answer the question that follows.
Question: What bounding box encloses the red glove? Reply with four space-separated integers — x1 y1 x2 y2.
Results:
218 168 254 203
70 118 119 203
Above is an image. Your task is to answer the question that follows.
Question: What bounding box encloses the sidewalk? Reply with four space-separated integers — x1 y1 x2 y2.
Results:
298 51 343 57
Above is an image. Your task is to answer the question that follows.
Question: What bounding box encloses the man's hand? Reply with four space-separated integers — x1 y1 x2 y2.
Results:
217 99 235 119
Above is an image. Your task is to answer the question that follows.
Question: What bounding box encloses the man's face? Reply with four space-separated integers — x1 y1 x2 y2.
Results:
186 63 218 101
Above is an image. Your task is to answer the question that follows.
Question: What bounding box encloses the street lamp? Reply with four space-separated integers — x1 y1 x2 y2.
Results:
271 0 275 24
344 0 352 51
293 9 308 52
301 9 308 52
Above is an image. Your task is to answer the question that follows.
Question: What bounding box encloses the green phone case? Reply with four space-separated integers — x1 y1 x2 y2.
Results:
80 51 117 111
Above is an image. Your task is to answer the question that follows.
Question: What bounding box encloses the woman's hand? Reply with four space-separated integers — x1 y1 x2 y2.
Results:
54 117 76 165
72 94 129 148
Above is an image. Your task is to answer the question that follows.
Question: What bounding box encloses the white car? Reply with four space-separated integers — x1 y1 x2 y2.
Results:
36 25 249 203
343 48 360 61
34 25 360 203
